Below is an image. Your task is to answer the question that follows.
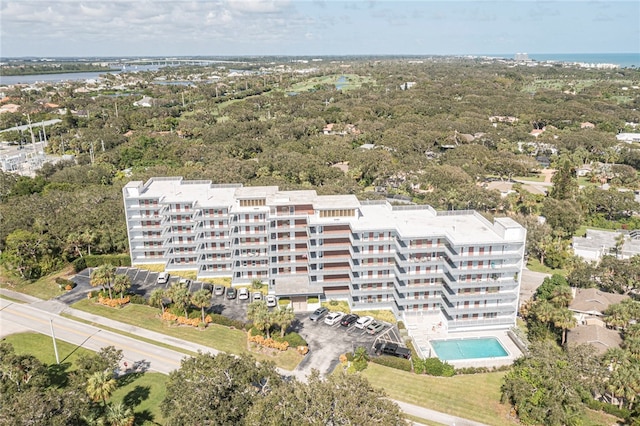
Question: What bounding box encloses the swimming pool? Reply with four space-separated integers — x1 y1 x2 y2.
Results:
431 337 508 361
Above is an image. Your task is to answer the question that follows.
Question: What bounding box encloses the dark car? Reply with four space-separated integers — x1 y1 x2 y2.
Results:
226 287 237 299
340 313 359 327
309 307 329 321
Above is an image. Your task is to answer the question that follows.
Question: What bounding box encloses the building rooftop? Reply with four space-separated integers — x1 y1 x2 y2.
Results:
566 324 622 355
569 288 627 315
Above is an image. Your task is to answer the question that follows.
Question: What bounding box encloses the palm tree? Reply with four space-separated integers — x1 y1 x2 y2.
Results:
552 307 577 345
533 300 556 326
247 300 271 337
90 264 116 299
112 274 131 299
106 402 134 426
549 286 573 309
168 282 190 319
149 288 167 314
273 306 295 338
86 370 116 407
353 346 370 364
191 289 211 323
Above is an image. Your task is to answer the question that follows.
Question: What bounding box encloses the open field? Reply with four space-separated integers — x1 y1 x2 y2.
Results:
289 74 375 92
363 364 515 426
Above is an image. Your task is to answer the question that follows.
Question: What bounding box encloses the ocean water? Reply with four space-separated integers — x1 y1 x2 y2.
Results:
524 53 639 68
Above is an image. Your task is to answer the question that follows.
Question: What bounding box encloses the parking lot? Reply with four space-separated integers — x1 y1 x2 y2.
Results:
291 311 403 376
69 267 405 376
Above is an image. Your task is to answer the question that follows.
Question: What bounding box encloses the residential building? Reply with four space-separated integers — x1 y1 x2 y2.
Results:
616 133 640 143
572 229 640 261
123 177 526 331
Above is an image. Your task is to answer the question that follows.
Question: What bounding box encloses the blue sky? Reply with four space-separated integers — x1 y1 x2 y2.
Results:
1 1 638 58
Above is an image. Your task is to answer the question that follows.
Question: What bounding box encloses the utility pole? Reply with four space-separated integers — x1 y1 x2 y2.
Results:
49 320 60 364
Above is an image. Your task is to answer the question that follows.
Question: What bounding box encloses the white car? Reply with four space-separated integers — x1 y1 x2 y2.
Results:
265 295 277 308
252 292 263 302
157 272 170 285
324 311 345 326
355 316 374 329
238 288 250 300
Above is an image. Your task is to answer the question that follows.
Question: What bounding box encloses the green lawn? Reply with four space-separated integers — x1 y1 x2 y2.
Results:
111 372 168 425
71 299 302 370
3 332 167 425
362 364 515 426
525 258 566 276
0 265 71 300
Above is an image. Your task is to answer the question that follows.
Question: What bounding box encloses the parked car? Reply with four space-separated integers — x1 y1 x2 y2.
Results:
226 287 237 299
252 292 263 302
214 285 225 296
178 278 192 287
323 311 345 326
366 321 385 335
265 295 277 308
238 288 250 300
374 342 411 359
309 307 329 321
157 272 170 285
340 314 360 327
355 316 374 329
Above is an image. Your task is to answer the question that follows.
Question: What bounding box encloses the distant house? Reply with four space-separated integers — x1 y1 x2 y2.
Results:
489 115 519 124
484 181 516 198
530 127 546 137
322 123 359 136
569 288 627 321
580 122 595 129
566 324 622 354
575 164 593 177
133 96 154 108
616 133 640 143
535 156 551 168
0 103 20 114
572 229 640 261
400 82 416 90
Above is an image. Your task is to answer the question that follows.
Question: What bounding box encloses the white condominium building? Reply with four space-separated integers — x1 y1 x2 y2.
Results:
123 177 526 331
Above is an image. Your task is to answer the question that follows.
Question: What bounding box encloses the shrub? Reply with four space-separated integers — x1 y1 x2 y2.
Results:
55 277 76 290
278 297 290 306
307 296 319 304
279 332 307 347
128 294 147 305
162 311 212 328
370 355 412 372
97 296 130 308
74 255 131 271
329 299 339 306
208 313 246 330
247 330 289 351
422 357 455 377
397 321 406 330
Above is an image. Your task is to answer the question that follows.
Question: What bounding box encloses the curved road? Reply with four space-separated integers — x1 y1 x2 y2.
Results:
0 290 488 426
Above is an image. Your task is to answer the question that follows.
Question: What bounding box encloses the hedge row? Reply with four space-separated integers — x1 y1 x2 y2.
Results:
55 277 76 290
208 313 247 330
73 254 131 272
370 355 412 372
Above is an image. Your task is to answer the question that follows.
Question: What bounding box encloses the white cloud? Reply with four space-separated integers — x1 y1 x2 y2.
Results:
226 0 290 14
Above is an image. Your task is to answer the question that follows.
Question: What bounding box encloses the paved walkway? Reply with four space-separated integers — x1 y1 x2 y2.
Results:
0 287 488 426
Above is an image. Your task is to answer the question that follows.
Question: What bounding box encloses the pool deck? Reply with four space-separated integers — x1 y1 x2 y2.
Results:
405 313 522 368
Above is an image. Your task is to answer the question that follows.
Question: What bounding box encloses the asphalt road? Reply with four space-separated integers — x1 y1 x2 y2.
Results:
0 289 487 426
0 298 186 374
